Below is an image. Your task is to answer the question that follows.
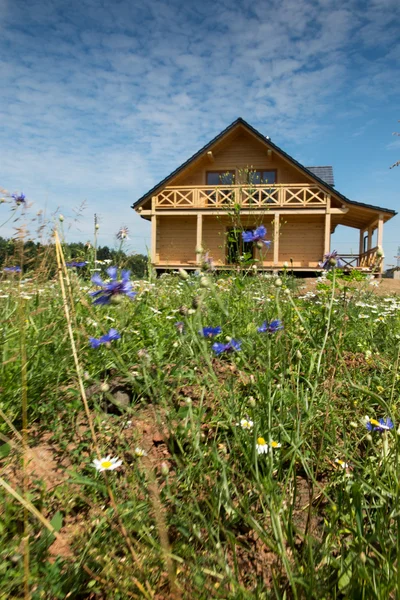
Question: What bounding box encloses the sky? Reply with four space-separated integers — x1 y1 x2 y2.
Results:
0 0 399 263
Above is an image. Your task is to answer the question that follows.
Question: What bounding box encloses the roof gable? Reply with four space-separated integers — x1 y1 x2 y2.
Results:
132 118 396 218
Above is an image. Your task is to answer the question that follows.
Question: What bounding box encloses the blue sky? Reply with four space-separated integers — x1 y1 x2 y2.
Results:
0 0 399 262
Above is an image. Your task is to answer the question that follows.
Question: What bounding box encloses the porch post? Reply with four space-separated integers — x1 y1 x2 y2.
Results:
151 196 157 264
367 225 373 251
377 214 384 249
273 213 280 266
323 196 331 256
196 213 203 263
359 229 365 255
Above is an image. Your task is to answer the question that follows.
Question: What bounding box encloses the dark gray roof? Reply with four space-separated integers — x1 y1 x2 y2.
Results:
132 118 396 217
306 166 334 186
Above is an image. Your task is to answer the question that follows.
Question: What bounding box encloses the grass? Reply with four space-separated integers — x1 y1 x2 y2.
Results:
1 248 400 599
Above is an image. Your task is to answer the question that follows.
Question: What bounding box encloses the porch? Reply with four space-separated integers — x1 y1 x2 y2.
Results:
140 184 388 274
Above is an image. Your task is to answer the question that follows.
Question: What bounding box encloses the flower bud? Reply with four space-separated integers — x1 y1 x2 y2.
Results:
110 294 124 304
95 223 100 230
328 257 337 267
296 349 302 360
376 247 384 257
192 296 201 309
274 277 283 287
160 462 170 476
256 241 264 249
359 551 367 564
195 246 203 254
200 276 210 288
179 305 188 316
284 288 291 295
283 261 288 268
100 382 110 393
178 268 189 280
248 396 256 408
59 214 64 222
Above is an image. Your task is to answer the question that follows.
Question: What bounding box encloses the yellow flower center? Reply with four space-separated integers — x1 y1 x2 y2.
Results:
271 441 279 448
370 419 380 427
257 437 266 445
101 460 112 469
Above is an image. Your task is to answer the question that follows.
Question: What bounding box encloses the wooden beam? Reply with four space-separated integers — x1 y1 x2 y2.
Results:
273 214 280 266
324 196 331 255
151 215 157 263
359 228 365 255
377 213 384 248
143 208 329 216
367 225 373 251
196 213 203 263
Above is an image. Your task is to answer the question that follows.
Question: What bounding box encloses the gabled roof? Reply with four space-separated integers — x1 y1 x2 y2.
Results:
306 166 334 186
132 117 396 218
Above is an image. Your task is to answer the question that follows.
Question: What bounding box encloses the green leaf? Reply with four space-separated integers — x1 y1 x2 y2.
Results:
0 443 11 458
50 511 63 533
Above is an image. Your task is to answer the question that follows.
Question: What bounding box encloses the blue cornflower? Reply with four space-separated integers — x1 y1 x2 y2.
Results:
66 261 87 268
319 250 344 270
365 417 394 432
258 319 284 333
89 328 121 348
89 266 137 305
3 266 21 273
12 193 26 205
200 326 222 338
212 339 241 355
242 225 271 247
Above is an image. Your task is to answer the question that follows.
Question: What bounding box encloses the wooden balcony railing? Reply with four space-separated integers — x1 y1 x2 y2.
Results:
153 184 329 209
341 247 382 271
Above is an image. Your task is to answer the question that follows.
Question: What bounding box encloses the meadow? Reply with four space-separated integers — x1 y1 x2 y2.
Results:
1 233 400 599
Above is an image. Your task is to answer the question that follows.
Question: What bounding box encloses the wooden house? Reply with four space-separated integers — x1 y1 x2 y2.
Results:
132 118 396 272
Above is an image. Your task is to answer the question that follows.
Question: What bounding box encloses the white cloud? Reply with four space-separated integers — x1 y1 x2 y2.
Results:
0 0 399 251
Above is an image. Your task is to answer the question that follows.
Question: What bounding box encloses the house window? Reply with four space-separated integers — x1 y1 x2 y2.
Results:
226 228 254 264
247 170 277 185
206 171 235 205
206 171 235 185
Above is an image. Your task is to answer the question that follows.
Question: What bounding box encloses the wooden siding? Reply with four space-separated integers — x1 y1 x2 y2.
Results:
278 215 324 267
157 216 197 265
172 132 312 187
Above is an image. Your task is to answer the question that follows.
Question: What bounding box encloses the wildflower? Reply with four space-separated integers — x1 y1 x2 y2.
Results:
242 225 271 248
200 326 221 338
239 418 254 430
274 277 283 287
335 458 350 469
212 340 241 355
134 447 147 457
89 328 121 348
12 192 26 205
3 266 21 273
256 437 269 454
200 276 210 288
90 266 136 305
116 226 129 240
257 319 283 333
270 441 281 449
92 455 122 472
319 250 344 270
66 261 87 268
365 416 394 432
59 214 64 222
175 321 185 334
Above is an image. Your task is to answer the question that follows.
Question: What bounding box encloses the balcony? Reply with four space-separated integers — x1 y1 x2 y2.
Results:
152 184 329 209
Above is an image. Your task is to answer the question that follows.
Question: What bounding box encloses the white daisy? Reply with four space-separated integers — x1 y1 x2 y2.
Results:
92 455 122 472
239 418 254 430
270 440 282 449
335 458 349 469
256 437 269 454
134 447 147 457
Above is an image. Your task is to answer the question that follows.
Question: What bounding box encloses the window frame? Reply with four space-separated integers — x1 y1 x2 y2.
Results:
246 169 278 185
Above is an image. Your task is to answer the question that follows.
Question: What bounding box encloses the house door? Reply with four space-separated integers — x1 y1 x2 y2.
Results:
226 228 254 264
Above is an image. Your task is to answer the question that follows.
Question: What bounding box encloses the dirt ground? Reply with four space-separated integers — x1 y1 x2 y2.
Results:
300 277 400 295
